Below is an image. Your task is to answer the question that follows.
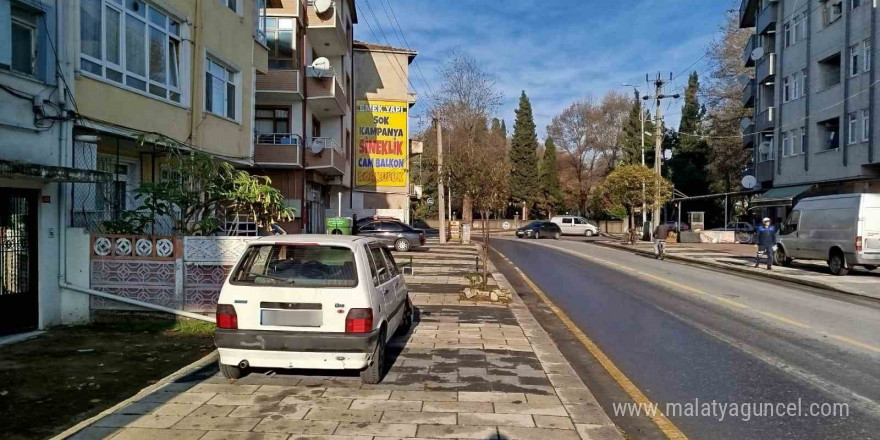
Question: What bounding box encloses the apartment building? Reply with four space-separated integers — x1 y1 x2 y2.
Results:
741 0 880 219
253 0 356 234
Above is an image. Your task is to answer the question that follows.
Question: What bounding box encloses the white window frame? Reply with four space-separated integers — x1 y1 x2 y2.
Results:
850 44 860 77
800 127 807 154
792 72 801 100
793 15 804 45
205 54 239 121
78 0 186 106
10 7 38 76
784 22 793 47
254 0 267 45
782 131 792 157
218 0 240 14
864 39 872 73
847 112 859 144
782 76 791 102
862 109 870 142
801 69 807 95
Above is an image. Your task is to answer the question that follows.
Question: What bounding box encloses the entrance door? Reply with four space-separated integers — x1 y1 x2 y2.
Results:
0 189 38 335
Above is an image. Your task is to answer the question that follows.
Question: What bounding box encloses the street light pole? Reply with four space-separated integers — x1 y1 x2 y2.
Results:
623 83 648 235
436 118 446 244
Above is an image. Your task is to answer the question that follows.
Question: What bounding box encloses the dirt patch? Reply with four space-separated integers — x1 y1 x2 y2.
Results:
0 319 215 440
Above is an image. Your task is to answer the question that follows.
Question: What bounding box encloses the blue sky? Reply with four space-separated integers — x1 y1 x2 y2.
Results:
353 0 736 138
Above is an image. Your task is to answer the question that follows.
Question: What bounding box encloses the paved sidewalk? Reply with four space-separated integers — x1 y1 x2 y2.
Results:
598 240 880 300
65 239 622 440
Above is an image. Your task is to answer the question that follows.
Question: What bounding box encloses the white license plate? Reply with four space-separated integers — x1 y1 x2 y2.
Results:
261 309 323 327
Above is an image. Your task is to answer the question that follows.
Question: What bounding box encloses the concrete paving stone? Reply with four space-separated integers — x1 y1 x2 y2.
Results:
285 436 372 440
494 402 568 416
389 390 458 401
228 404 310 419
546 374 588 389
279 396 354 408
458 367 488 377
298 378 362 388
139 391 216 405
66 427 121 440
255 385 327 396
115 402 200 417
349 399 423 411
533 415 576 430
360 382 427 391
109 428 206 440
565 403 613 425
188 405 235 417
458 412 535 427
423 401 494 414
92 414 183 429
497 426 582 440
322 388 391 400
415 424 499 439
333 422 418 437
380 410 457 425
189 383 261 395
458 392 526 402
252 418 338 435
172 415 261 431
540 363 578 376
525 394 562 405
555 389 599 405
206 393 283 406
575 423 625 440
200 432 290 440
306 408 383 423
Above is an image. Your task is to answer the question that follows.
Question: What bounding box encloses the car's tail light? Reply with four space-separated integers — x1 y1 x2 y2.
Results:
345 308 373 333
216 304 238 329
856 236 863 252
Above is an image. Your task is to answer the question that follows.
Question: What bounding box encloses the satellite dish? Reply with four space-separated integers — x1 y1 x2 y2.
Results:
310 138 325 154
736 75 750 86
740 117 752 130
742 175 757 190
663 149 673 160
758 141 771 155
751 47 765 61
314 0 332 14
311 57 331 71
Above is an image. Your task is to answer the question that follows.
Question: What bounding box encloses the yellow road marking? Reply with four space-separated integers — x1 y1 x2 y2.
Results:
513 266 690 440
754 311 811 329
827 334 880 354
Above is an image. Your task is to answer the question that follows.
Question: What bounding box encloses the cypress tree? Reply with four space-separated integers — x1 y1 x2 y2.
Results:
668 72 711 199
508 91 539 212
620 90 654 166
538 137 563 214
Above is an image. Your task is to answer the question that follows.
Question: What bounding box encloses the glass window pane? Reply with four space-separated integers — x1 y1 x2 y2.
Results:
105 7 121 65
126 0 145 16
212 75 225 114
170 91 181 102
278 30 293 59
149 27 166 83
266 18 277 30
11 22 33 75
149 7 166 27
126 75 147 91
168 40 179 88
169 21 180 36
106 68 124 83
209 60 226 78
81 0 102 59
226 82 235 118
255 119 274 134
149 83 166 98
81 57 102 75
125 15 146 76
279 19 293 29
205 72 213 112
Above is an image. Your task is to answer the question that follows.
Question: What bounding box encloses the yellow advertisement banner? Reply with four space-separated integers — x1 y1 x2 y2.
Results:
355 100 408 187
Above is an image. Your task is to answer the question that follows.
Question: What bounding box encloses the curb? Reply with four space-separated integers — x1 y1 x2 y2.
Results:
51 350 220 440
594 241 878 301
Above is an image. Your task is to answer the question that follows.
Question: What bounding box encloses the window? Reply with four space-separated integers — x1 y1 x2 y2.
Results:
782 131 792 157
759 134 773 162
783 211 800 235
562 218 572 224
79 0 182 103
255 108 290 139
863 109 871 142
219 0 237 13
266 18 296 69
368 246 390 284
378 222 404 232
205 56 237 119
850 44 860 77
782 76 791 102
800 127 807 154
230 245 358 288
819 52 842 89
850 0 861 9
312 116 321 137
792 72 801 100
823 0 843 27
847 112 859 144
818 118 840 150
10 7 38 76
793 13 805 43
381 248 400 278
784 22 792 48
864 40 872 72
254 0 267 44
801 69 807 95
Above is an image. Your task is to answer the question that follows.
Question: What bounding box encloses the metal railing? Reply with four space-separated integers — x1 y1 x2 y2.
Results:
254 133 303 146
308 137 343 155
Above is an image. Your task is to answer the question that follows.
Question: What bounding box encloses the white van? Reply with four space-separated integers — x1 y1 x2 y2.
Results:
550 216 600 237
776 193 880 275
214 235 413 384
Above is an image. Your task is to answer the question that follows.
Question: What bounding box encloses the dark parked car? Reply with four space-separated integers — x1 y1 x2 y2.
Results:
354 220 425 252
664 221 690 232
516 221 561 239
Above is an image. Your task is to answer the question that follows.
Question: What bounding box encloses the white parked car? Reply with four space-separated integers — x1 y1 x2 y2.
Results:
550 215 600 237
214 235 413 384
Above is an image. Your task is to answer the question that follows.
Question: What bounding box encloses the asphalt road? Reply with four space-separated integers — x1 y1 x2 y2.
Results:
490 236 880 440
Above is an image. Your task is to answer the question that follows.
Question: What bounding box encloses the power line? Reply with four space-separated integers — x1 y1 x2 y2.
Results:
379 0 437 100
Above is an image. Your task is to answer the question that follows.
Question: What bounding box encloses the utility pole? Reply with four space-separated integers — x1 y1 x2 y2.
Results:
436 119 447 244
644 73 679 236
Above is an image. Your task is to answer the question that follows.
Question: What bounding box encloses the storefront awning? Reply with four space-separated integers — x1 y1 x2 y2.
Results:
0 160 113 183
751 184 814 208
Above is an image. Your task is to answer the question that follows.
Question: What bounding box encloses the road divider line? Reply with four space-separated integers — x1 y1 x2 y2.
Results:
754 310 811 329
510 264 690 440
826 334 880 354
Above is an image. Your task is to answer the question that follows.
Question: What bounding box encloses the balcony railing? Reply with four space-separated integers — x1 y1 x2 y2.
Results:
307 0 347 56
256 133 302 145
756 2 777 35
756 159 775 184
742 79 755 108
740 0 757 28
305 68 347 116
254 133 304 168
743 126 756 149
756 106 775 132
743 34 757 67
305 137 346 175
256 69 302 101
756 52 775 84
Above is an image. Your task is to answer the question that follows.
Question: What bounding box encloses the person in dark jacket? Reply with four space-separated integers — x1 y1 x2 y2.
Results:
755 218 777 270
653 223 671 259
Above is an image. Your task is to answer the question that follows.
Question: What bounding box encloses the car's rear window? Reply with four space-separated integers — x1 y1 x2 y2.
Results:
231 245 358 288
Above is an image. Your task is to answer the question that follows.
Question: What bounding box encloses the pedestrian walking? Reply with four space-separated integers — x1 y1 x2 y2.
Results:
653 223 671 259
755 217 777 270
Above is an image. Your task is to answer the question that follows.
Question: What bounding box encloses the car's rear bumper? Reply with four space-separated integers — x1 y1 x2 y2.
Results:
215 328 381 353
218 347 370 370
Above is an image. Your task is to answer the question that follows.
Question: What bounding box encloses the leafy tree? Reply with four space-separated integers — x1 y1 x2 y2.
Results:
508 91 539 217
620 90 654 166
537 137 563 216
601 165 673 232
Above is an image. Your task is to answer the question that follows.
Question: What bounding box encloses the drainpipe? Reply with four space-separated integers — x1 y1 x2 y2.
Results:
869 0 876 163
843 0 852 168
59 282 216 323
57 0 69 287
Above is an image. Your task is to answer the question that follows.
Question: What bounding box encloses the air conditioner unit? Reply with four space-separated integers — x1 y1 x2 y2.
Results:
327 176 344 186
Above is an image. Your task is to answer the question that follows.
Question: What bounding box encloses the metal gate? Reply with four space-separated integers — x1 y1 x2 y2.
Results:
0 189 38 335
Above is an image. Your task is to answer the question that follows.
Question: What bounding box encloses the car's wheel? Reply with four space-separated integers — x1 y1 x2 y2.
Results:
585 230 594 237
397 297 413 335
360 331 386 384
863 265 878 271
394 238 411 252
828 251 849 276
775 247 793 267
534 231 541 239
554 232 560 240
219 362 243 380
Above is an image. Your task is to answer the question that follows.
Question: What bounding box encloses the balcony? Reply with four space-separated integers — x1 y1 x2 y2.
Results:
743 126 756 149
254 133 303 168
306 68 347 117
756 52 775 84
742 79 755 108
756 160 775 184
756 107 775 132
305 137 346 176
256 69 303 103
743 34 757 67
307 0 348 56
740 0 757 28
756 2 777 35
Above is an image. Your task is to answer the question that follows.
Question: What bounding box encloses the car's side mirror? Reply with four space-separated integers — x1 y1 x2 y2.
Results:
402 266 414 276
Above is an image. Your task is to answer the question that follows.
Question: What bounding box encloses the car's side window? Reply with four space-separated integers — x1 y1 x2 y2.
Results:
563 218 572 224
380 222 403 232
369 246 390 284
382 248 400 277
365 245 380 285
783 211 800 235
360 222 379 232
